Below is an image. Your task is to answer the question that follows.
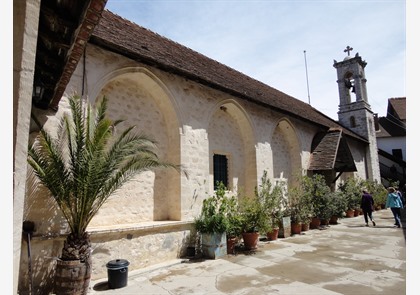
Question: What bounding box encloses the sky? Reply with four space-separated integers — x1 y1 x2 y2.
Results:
105 0 406 120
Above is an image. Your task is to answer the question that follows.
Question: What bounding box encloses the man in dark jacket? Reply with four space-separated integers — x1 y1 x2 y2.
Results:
361 189 376 226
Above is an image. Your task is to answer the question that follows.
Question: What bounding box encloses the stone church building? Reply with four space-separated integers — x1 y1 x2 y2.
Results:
14 4 380 293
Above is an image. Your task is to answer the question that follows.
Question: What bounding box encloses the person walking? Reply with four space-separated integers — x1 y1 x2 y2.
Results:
395 186 405 207
361 189 375 226
385 187 404 228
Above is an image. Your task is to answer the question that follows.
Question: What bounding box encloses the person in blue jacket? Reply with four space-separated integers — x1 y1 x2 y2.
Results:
385 187 404 228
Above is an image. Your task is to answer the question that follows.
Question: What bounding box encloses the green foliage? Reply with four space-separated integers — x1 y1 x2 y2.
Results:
329 190 348 218
306 174 332 219
363 179 387 206
287 177 314 224
27 94 180 261
338 177 363 211
239 194 271 234
256 171 288 228
289 174 331 220
194 182 238 234
225 192 244 238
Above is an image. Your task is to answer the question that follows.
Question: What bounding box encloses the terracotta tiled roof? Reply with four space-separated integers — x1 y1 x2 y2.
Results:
90 10 367 143
388 97 406 122
308 129 356 172
376 117 406 138
377 97 406 138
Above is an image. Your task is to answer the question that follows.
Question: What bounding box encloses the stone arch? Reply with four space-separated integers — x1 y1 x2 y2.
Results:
344 71 356 103
89 67 183 225
271 118 302 188
207 99 257 197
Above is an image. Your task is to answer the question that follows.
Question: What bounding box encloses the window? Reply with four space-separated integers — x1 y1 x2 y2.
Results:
213 154 228 190
350 116 356 128
392 149 403 160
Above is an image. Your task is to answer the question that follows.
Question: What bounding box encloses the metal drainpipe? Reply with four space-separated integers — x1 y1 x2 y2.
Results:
22 221 35 295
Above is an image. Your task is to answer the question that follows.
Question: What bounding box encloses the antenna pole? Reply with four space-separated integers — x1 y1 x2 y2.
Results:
304 50 311 105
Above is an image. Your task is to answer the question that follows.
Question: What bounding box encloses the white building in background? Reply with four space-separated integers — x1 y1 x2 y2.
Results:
376 97 406 189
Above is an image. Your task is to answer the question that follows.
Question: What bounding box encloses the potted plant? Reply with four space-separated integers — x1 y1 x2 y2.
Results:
225 191 243 254
239 194 271 250
257 171 287 240
305 174 332 226
278 186 292 238
329 190 347 224
193 182 232 259
317 191 335 225
364 180 387 210
287 182 313 235
338 177 363 217
27 94 182 294
285 175 316 229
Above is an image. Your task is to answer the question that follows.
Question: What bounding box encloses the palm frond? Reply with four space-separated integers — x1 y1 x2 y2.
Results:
28 94 182 245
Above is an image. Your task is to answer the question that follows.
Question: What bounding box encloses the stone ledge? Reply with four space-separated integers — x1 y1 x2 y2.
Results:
31 220 194 240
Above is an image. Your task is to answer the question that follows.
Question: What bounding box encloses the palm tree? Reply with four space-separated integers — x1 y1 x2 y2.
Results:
28 94 182 292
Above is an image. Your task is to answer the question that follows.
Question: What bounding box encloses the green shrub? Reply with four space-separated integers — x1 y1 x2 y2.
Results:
194 182 231 234
338 177 363 211
256 171 288 228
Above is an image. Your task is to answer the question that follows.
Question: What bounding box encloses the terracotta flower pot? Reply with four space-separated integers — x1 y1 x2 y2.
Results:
310 217 321 229
329 215 339 224
301 223 310 231
346 209 355 218
227 237 238 254
291 222 302 235
320 218 330 226
242 232 259 250
266 228 279 241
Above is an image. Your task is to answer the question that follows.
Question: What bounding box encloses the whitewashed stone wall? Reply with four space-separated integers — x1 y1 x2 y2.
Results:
21 42 372 290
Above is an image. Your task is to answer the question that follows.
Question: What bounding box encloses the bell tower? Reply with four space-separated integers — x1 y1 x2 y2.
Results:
333 46 380 181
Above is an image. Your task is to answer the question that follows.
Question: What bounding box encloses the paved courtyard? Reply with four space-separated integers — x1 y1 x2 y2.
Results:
90 208 407 295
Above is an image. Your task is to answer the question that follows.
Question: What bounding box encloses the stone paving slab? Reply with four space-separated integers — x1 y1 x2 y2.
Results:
89 209 406 295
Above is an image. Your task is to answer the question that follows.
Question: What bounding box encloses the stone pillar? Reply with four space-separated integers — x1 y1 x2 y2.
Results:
13 1 41 293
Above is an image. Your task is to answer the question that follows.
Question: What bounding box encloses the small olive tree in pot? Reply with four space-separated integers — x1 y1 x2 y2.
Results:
193 182 234 258
239 193 271 250
256 171 287 240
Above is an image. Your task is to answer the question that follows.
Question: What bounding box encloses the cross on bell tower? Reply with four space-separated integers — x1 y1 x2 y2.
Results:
344 45 353 56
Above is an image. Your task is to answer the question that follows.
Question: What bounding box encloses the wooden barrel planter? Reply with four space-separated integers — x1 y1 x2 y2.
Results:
54 259 91 295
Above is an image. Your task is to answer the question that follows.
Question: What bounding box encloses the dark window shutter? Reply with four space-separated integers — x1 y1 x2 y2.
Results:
213 154 228 189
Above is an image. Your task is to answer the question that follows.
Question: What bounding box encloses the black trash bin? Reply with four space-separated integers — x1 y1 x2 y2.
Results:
106 259 130 289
